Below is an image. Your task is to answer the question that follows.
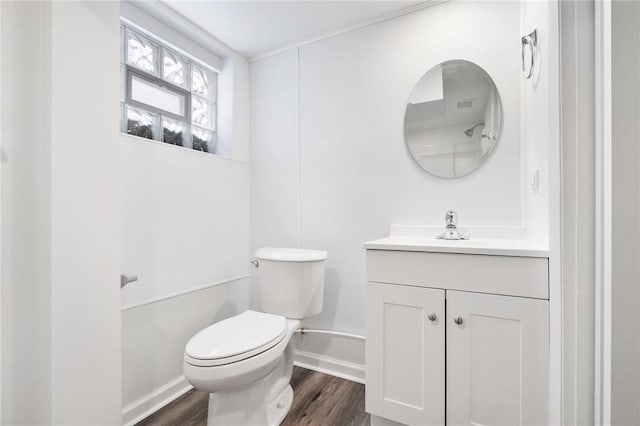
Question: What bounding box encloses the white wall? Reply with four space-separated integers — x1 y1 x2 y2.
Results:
251 0 531 369
251 49 299 250
118 6 252 423
611 1 640 424
119 139 250 308
2 1 122 424
1 2 52 423
49 2 122 423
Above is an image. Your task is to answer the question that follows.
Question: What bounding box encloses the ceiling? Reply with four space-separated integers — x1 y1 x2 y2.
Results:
162 1 424 59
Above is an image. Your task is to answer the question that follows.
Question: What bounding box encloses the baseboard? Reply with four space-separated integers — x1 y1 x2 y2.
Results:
293 350 366 384
122 375 193 426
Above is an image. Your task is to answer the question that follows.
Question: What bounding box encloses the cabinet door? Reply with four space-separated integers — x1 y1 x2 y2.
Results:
447 291 549 426
366 282 445 426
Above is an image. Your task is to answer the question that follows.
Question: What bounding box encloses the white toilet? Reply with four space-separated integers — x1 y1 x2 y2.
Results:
183 247 327 426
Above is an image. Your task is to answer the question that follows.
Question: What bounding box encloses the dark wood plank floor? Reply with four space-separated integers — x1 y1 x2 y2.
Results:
137 366 369 426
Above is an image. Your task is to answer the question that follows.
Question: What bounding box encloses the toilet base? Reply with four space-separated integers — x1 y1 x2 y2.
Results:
206 379 294 426
266 384 293 425
205 334 296 426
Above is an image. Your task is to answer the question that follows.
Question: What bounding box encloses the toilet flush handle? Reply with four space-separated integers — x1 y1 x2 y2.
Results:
120 274 138 289
251 260 259 268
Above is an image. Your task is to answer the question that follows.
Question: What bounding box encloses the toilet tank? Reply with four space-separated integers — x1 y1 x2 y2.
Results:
253 248 326 319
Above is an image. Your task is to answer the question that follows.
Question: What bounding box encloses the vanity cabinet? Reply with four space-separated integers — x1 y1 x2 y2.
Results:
366 283 445 426
446 290 549 426
365 249 550 426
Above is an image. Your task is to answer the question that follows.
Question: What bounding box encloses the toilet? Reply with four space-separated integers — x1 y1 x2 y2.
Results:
183 247 327 426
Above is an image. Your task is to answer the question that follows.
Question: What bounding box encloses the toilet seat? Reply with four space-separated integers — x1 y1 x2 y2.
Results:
183 318 300 395
185 310 287 367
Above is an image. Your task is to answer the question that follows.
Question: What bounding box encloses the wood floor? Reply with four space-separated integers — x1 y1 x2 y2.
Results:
137 366 370 426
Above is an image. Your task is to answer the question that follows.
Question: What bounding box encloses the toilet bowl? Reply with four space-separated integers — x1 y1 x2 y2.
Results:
183 248 326 426
184 311 299 425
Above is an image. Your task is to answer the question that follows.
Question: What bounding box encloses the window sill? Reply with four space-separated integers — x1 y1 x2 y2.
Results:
119 132 248 164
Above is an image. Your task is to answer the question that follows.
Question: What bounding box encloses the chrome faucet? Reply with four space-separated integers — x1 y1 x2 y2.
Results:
436 210 469 240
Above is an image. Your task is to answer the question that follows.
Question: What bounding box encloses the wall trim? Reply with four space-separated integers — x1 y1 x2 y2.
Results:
594 0 612 423
121 274 250 311
248 0 449 63
295 47 301 248
122 375 192 426
0 4 3 421
547 2 564 425
293 350 365 385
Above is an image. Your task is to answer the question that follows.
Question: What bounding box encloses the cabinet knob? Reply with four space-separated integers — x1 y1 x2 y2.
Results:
427 313 438 322
453 316 464 325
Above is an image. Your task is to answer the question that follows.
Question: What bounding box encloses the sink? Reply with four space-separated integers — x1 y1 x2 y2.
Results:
363 236 549 258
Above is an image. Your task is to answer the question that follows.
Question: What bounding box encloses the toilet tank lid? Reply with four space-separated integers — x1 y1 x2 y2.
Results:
255 247 327 262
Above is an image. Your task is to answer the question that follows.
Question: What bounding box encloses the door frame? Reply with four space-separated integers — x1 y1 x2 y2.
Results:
0 2 3 420
594 0 612 424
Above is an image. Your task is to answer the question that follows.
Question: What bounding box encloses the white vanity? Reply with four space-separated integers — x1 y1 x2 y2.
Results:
364 237 550 426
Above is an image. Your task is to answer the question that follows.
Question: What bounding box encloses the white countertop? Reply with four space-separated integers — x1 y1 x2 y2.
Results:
364 236 549 258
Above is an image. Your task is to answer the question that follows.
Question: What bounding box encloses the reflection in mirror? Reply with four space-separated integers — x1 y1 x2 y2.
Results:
404 60 503 178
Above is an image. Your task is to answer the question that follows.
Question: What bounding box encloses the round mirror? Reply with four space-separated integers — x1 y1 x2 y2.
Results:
404 60 503 178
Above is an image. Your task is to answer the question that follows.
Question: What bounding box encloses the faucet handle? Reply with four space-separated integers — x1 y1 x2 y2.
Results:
445 210 458 227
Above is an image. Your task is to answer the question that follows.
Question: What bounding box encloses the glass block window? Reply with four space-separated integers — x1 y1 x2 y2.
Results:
192 96 215 130
192 65 216 99
126 106 158 140
193 127 215 153
163 48 188 88
126 30 158 74
163 117 188 147
120 23 218 155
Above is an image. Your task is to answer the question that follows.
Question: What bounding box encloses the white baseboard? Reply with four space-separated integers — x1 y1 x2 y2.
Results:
122 375 193 426
370 414 406 426
293 349 366 384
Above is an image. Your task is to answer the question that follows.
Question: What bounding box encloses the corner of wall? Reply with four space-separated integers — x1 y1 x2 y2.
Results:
1 1 53 423
217 53 251 162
